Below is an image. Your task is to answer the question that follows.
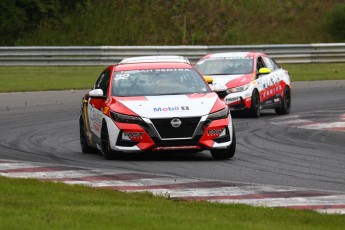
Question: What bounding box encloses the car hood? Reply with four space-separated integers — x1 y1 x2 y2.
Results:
206 74 254 88
116 93 218 119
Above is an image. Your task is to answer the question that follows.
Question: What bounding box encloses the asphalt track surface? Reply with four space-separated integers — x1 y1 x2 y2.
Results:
0 80 345 193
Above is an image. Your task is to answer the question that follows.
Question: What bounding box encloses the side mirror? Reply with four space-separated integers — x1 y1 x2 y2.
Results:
89 89 105 99
258 67 271 75
203 76 213 84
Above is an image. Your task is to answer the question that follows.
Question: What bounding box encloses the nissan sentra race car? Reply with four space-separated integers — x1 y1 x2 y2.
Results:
195 52 291 117
79 57 236 160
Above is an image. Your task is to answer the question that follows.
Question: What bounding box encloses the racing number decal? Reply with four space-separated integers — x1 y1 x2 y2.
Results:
114 74 129 80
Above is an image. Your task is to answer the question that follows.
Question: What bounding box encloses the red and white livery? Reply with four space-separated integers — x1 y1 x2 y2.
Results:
195 52 291 117
80 56 236 160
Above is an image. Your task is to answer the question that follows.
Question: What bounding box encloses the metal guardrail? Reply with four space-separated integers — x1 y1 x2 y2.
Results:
0 43 345 66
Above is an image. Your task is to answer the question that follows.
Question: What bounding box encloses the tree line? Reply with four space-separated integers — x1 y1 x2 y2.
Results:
1 0 344 46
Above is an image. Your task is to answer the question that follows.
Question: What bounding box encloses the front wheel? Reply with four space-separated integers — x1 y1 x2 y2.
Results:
211 126 236 160
101 123 115 160
275 86 291 115
249 89 260 118
80 118 96 154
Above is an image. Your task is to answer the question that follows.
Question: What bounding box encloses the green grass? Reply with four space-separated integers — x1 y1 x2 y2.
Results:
1 176 344 230
0 64 344 93
0 66 104 92
281 63 345 81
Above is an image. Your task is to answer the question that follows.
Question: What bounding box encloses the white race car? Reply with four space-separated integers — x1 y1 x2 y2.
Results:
195 52 291 117
79 58 236 159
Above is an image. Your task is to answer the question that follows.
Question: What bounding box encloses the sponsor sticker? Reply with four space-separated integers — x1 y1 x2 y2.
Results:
123 132 143 140
153 106 190 112
225 97 240 103
119 69 190 74
210 57 253 60
208 129 224 136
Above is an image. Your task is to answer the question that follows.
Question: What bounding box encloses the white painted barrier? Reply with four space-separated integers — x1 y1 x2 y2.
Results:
0 43 344 66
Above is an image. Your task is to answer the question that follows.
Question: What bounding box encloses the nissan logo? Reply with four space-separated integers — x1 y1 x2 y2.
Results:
170 118 182 128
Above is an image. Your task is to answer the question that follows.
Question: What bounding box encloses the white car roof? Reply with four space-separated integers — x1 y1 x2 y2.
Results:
119 55 190 64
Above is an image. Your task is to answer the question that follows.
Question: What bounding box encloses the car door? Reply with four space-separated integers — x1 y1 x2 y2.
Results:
255 56 281 104
263 55 290 90
88 69 111 139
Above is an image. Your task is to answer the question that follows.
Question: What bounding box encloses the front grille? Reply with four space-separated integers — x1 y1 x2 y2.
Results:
150 117 201 138
151 135 202 147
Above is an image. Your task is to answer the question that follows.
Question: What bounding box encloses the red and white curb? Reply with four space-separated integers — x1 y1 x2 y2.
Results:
269 113 345 132
1 159 345 215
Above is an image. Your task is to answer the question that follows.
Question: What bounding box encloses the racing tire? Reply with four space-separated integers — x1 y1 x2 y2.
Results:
101 122 114 160
211 126 236 160
79 118 97 154
275 86 291 115
249 89 260 118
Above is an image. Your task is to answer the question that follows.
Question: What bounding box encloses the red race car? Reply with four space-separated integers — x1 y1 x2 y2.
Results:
195 52 291 117
79 56 236 159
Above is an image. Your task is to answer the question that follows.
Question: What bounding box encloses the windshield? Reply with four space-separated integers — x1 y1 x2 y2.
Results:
112 68 211 96
195 58 254 75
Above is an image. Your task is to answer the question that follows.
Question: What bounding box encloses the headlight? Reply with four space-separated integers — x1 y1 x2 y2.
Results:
207 107 229 120
227 84 250 93
110 111 143 124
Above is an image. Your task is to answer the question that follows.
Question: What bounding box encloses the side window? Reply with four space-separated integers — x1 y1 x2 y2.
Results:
94 73 104 89
94 69 110 96
272 59 281 69
256 57 266 72
263 56 275 71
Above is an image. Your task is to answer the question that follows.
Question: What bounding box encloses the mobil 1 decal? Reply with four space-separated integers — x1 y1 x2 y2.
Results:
153 106 190 112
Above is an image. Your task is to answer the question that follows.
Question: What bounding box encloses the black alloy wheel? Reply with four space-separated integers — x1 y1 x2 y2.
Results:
101 123 114 160
79 118 95 153
249 89 260 118
275 86 291 115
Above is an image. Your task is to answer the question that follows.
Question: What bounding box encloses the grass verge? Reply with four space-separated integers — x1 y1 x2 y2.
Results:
0 63 344 93
1 176 344 230
281 63 345 81
0 66 104 93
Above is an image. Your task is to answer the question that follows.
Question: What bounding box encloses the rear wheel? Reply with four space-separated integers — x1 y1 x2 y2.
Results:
101 123 114 160
249 89 260 118
211 126 236 160
275 86 291 115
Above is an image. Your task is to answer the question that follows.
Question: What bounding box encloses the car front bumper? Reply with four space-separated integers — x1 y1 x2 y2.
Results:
106 114 234 153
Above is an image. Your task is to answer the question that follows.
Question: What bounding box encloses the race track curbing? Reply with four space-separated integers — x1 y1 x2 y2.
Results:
1 158 345 215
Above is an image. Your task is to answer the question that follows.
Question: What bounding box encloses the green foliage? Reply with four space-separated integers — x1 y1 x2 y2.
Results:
0 0 345 45
325 3 345 41
0 0 84 45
